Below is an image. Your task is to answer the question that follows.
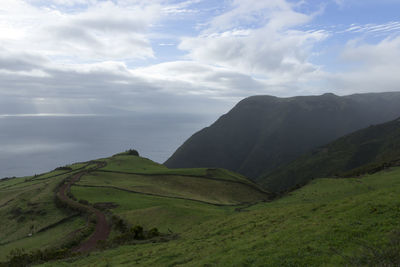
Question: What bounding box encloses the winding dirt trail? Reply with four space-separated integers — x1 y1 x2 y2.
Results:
58 163 111 253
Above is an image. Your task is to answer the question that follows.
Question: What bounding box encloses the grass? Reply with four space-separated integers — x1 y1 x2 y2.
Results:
101 155 168 173
71 186 236 233
261 118 400 192
101 155 257 185
76 171 268 205
3 153 400 266
41 167 400 266
0 162 97 261
0 155 264 264
0 216 85 260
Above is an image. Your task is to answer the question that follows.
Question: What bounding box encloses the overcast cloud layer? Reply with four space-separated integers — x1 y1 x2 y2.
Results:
1 0 400 177
1 0 400 117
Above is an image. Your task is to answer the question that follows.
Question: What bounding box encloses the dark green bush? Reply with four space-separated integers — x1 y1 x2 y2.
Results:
131 225 144 239
126 149 139 156
148 227 160 238
78 199 89 205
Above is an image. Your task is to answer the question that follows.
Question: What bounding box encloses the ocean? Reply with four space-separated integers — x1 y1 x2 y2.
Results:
0 114 211 178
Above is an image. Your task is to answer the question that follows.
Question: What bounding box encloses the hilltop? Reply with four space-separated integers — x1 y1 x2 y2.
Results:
165 92 400 191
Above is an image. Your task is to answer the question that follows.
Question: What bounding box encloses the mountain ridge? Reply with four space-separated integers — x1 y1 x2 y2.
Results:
165 91 400 190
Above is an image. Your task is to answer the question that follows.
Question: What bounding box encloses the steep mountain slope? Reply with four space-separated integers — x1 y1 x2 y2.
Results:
261 117 400 192
165 92 400 185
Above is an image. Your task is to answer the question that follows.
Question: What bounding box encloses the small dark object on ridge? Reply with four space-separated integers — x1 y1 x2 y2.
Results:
126 149 139 156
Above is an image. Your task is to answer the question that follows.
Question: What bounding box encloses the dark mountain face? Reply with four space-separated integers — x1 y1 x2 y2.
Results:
262 117 400 192
165 92 400 189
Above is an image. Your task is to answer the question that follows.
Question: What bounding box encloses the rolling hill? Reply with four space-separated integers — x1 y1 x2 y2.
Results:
42 165 400 266
1 150 400 266
260 117 400 192
0 152 268 265
165 92 400 190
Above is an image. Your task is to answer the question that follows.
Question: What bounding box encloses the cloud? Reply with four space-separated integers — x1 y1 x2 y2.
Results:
0 0 399 122
0 0 162 61
0 0 333 118
133 61 270 97
205 0 312 32
0 51 240 116
344 21 400 36
179 0 328 83
320 36 400 94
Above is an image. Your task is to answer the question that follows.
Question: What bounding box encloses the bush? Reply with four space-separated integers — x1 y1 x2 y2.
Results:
126 149 139 156
148 228 160 238
78 199 89 205
3 247 70 267
111 215 129 233
131 225 144 239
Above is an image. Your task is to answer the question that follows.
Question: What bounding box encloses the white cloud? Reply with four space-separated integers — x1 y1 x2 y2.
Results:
344 21 400 35
133 61 270 97
0 0 162 61
0 0 399 121
320 36 400 94
206 0 311 32
178 0 328 87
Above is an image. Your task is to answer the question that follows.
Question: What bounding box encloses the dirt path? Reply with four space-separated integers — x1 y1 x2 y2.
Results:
58 163 111 253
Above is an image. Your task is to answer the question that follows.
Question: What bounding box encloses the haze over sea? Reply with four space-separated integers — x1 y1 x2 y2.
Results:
0 114 210 178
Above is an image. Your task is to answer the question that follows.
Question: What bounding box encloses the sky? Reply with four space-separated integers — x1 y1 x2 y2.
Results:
0 0 400 118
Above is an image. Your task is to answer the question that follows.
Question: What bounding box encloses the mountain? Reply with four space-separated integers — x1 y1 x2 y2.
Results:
261 117 400 192
165 92 400 190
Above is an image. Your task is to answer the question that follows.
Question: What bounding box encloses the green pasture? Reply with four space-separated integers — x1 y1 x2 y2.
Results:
77 171 268 205
44 167 400 266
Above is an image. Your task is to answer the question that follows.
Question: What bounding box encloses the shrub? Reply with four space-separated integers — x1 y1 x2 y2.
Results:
78 199 89 205
148 228 160 238
131 225 144 239
111 215 129 233
126 149 139 156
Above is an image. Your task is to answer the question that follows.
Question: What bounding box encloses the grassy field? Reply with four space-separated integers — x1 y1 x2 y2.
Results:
0 216 85 260
3 153 400 266
101 154 255 185
71 186 236 233
41 167 400 266
76 171 268 205
0 162 95 261
0 155 266 264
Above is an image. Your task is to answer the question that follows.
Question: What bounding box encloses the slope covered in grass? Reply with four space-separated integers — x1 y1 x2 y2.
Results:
0 153 267 264
101 154 254 185
0 162 94 261
77 170 268 205
71 186 236 233
43 167 400 266
261 117 400 192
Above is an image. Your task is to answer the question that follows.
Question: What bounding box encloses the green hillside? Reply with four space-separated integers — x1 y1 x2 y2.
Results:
2 151 400 266
0 162 95 260
41 166 400 266
261 117 400 193
165 92 400 189
0 153 268 265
